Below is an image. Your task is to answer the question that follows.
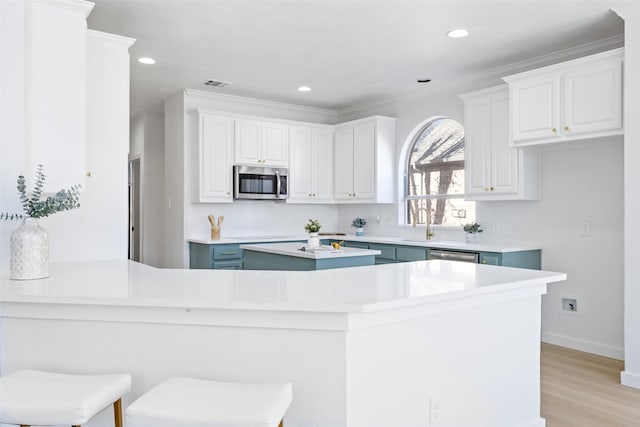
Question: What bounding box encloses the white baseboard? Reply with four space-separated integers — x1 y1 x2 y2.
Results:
519 417 545 427
621 370 640 389
541 331 624 360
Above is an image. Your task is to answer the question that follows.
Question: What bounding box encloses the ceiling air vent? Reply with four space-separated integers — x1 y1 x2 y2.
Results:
204 79 231 88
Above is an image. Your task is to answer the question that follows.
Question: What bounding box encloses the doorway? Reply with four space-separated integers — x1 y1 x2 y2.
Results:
128 157 141 262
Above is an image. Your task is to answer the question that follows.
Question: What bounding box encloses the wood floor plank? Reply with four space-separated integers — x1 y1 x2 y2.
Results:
541 343 640 426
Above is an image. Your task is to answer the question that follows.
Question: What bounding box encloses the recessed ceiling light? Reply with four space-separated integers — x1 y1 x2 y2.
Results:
298 86 311 92
447 29 469 38
138 57 156 65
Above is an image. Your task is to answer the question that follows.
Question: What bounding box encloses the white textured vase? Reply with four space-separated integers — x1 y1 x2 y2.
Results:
307 232 320 248
10 218 49 280
465 233 477 243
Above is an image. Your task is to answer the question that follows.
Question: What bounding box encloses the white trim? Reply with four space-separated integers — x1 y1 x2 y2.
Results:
87 29 136 48
185 89 339 120
541 331 624 360
621 370 640 389
33 0 94 18
518 418 546 427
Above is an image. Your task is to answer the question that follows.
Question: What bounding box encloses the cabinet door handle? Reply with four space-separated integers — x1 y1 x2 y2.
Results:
309 193 312 197
221 251 237 255
490 187 494 191
484 187 489 192
552 128 557 133
564 126 569 131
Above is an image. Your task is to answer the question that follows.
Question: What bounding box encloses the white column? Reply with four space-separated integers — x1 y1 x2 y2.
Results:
613 3 640 389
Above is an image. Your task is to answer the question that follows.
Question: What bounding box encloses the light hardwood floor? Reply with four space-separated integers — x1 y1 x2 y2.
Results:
541 343 640 426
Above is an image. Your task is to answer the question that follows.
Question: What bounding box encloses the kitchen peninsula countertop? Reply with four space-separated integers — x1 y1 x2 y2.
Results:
0 260 565 427
187 234 541 253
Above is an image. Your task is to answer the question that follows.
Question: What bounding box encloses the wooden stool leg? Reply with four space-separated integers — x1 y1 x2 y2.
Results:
114 398 124 427
278 420 284 427
20 425 30 427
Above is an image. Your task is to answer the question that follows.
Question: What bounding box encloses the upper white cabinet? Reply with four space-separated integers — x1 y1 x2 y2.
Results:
234 119 288 166
461 86 539 201
194 111 234 203
504 48 623 146
288 125 334 203
334 116 395 203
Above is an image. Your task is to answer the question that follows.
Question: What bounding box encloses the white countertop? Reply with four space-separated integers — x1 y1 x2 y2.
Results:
240 242 380 259
187 234 541 253
0 259 565 314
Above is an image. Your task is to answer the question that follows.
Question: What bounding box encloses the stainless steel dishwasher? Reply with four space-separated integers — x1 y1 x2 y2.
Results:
428 249 479 263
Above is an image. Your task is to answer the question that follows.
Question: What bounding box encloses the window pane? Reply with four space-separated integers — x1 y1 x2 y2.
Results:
406 198 477 227
407 118 465 197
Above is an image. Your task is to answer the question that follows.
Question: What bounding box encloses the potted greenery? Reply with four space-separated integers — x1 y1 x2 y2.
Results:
462 222 483 243
1 165 81 280
304 219 322 248
351 217 367 236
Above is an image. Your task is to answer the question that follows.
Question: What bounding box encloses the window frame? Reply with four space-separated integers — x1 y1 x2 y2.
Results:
398 116 472 228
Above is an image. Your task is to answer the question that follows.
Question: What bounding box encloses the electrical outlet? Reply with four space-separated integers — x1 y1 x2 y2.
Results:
581 222 591 236
562 297 578 313
429 396 443 426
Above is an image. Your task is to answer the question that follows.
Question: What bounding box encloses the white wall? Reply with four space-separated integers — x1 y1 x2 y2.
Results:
540 141 624 359
130 112 165 267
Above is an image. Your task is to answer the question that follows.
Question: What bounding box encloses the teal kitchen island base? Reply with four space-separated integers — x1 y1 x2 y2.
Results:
242 242 380 271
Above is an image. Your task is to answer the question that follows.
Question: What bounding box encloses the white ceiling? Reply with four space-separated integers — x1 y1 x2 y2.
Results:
87 1 626 117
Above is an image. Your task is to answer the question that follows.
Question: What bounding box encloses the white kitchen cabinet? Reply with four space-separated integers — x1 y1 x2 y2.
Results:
234 119 288 166
461 86 539 201
504 48 623 146
334 116 395 203
288 125 333 203
194 111 234 203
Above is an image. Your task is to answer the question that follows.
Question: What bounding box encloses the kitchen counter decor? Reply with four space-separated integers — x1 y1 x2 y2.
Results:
304 219 321 248
351 217 367 236
1 165 81 280
463 222 483 243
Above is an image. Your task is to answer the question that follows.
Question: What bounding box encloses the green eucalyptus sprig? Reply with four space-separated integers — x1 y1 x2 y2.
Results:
0 165 81 220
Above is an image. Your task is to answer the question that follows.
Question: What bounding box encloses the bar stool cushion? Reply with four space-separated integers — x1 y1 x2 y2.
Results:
126 376 293 427
0 369 132 425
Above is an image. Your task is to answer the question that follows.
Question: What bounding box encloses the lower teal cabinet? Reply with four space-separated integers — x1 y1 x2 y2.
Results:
480 250 541 270
396 247 428 262
368 244 396 265
189 243 243 269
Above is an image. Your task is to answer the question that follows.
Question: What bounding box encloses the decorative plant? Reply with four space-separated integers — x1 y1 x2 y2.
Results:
351 217 367 228
463 222 483 234
304 219 322 233
0 165 81 220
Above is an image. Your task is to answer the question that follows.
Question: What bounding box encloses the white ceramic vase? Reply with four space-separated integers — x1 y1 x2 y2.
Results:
356 227 364 236
465 232 477 243
10 217 49 280
307 232 320 248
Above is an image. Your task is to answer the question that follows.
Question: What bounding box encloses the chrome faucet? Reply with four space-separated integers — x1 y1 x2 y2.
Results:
412 207 434 240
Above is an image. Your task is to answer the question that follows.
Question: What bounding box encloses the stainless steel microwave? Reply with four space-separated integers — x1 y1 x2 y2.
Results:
233 165 288 200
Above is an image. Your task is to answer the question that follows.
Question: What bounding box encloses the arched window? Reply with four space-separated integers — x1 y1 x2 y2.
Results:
403 117 475 226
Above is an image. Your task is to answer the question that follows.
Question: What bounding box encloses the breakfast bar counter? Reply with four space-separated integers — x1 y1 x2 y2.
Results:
0 260 565 427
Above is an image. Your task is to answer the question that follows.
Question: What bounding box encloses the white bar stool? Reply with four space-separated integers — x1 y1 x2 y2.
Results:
126 376 293 427
0 369 132 427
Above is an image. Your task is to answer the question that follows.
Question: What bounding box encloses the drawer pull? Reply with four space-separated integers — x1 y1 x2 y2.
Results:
221 251 237 255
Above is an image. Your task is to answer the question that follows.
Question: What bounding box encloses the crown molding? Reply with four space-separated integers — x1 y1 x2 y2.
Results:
87 29 136 48
338 34 624 117
32 0 95 18
184 89 339 119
